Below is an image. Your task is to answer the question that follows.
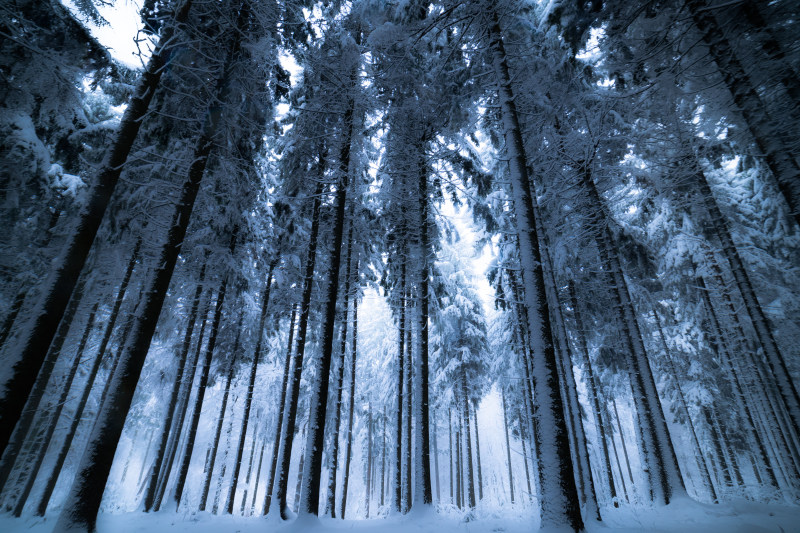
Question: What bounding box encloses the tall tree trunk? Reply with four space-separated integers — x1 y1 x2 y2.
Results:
174 232 238 510
381 407 386 507
226 262 276 514
695 169 800 442
580 163 684 504
12 302 99 516
0 275 88 493
298 46 361 514
518 407 533 501
403 321 412 512
703 407 733 491
489 18 580 526
568 281 618 507
448 408 454 505
249 430 267 514
472 401 483 502
273 178 323 518
52 8 255 525
263 305 297 513
686 0 800 226
414 157 433 507
460 378 476 509
502 390 515 504
293 423 307 513
144 266 208 512
153 289 213 511
455 424 462 509
0 1 196 456
325 219 355 517
340 294 359 518
200 310 244 511
612 400 635 491
365 403 373 518
239 418 261 514
432 409 440 503
651 308 716 502
394 259 406 513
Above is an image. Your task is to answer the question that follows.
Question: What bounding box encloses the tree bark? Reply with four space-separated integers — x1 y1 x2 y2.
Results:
263 305 297 513
459 376 476 509
226 262 276 514
325 218 355 517
273 178 323 518
200 310 244 511
340 294 359 518
502 390 515 504
365 403 373 518
568 281 618 507
144 265 208 512
12 302 99 516
0 275 87 493
394 258 406 513
0 0 196 456
415 157 433 507
472 403 483 502
489 19 580 521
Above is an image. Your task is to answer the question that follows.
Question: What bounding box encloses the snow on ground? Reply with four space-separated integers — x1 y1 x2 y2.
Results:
3 498 799 533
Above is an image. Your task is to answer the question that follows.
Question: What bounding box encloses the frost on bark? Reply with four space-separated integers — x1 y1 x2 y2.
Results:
488 10 583 530
0 0 196 457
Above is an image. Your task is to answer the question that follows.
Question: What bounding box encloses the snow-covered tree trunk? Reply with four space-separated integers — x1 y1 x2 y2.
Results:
273 178 323 518
239 419 261 514
249 431 267 513
695 167 800 443
339 294 358 518
226 262 275 514
501 389 515 504
432 409 440 502
263 305 297 513
394 259 406 513
448 408 454 505
578 163 685 505
365 402 373 518
537 221 600 521
0 0 196 457
144 266 208 512
403 321 412 511
568 281 618 507
325 217 356 517
12 301 98 516
459 376 476 509
175 232 238 510
200 311 244 511
414 157 433 507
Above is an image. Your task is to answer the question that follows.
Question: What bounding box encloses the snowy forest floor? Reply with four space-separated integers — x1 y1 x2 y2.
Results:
3 499 799 533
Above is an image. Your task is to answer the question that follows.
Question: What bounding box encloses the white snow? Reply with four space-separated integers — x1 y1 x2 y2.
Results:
3 497 799 533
